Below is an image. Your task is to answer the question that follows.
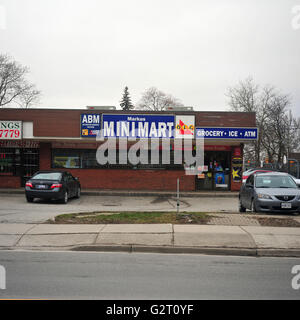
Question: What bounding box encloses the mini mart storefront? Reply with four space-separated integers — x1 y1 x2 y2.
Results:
0 109 257 191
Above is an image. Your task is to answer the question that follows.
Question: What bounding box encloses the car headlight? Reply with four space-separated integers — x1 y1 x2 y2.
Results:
257 193 272 199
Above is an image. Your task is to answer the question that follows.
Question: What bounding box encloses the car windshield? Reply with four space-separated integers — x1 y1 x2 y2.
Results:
32 172 62 180
255 175 297 189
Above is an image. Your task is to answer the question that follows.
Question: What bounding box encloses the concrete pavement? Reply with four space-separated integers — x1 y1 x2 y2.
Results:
0 223 299 257
0 193 239 223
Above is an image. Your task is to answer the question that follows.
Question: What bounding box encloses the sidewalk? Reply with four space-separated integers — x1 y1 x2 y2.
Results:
0 223 299 257
0 188 239 198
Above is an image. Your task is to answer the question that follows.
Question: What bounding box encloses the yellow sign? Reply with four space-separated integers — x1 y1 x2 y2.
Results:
82 129 88 136
232 168 240 179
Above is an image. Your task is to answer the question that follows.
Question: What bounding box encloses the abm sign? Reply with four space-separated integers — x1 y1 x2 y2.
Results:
81 114 101 138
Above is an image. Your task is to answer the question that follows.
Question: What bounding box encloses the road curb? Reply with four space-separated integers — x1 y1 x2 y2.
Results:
65 244 257 256
2 244 300 257
257 248 300 258
0 189 238 198
80 192 239 198
69 244 300 257
0 190 24 195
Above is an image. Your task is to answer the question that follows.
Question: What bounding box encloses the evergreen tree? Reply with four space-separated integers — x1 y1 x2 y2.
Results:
120 86 134 110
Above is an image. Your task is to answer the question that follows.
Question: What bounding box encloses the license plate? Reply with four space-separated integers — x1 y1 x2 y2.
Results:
281 202 292 209
37 185 47 189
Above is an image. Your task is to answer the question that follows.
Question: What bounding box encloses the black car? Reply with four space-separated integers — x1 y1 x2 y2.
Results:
25 171 81 204
239 172 300 213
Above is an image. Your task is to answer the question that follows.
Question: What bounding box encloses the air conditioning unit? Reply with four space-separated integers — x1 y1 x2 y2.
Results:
166 106 194 111
86 106 116 110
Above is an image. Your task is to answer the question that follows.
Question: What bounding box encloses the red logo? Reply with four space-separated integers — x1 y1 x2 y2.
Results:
176 120 194 135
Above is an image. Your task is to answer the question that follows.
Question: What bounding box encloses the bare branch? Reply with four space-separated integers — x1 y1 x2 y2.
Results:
0 53 41 108
136 87 184 111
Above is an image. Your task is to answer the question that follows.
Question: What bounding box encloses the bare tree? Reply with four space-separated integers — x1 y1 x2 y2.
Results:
227 77 299 166
227 77 264 165
0 54 41 108
136 87 184 111
283 111 300 157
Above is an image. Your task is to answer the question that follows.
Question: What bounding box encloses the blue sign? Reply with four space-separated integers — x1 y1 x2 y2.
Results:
102 114 175 138
81 114 101 138
196 127 258 140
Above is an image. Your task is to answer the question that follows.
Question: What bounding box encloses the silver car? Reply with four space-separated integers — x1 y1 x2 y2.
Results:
293 177 300 187
239 172 300 213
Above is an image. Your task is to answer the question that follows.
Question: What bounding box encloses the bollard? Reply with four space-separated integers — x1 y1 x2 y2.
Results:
177 178 180 215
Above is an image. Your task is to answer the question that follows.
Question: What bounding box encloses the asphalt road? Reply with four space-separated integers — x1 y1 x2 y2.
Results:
0 251 299 299
0 194 238 223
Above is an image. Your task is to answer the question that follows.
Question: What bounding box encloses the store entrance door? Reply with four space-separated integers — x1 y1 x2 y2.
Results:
195 151 231 191
20 148 39 186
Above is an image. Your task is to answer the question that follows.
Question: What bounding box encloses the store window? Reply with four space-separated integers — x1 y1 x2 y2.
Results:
0 147 39 186
52 149 184 170
53 150 81 169
0 148 15 174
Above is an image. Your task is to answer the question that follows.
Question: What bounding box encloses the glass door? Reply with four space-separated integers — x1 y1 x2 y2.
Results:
21 148 39 186
213 151 231 190
196 151 231 191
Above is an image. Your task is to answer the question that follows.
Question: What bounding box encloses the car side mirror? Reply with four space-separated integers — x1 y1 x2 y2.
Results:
246 184 253 189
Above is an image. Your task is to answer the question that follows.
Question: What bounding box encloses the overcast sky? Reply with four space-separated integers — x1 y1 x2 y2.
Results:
1 0 300 117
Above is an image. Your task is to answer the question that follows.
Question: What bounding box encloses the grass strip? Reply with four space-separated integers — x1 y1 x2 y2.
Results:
51 211 210 224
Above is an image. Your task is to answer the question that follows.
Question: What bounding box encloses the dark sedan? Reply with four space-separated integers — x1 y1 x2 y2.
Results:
25 171 81 204
239 172 300 213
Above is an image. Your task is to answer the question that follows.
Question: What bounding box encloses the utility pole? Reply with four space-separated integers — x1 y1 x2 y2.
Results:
176 178 180 215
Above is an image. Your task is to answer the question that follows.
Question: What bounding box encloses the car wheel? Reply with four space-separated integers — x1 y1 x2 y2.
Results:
61 191 68 204
75 187 81 199
239 199 246 213
251 199 257 213
26 196 34 203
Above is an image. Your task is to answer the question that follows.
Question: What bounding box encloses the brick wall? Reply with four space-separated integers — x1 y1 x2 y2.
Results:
0 109 257 138
39 142 194 190
0 176 20 188
39 142 52 170
64 168 195 191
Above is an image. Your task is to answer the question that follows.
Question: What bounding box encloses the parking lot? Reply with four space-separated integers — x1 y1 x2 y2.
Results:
0 194 239 223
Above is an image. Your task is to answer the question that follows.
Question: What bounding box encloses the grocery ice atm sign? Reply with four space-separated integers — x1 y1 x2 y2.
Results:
196 127 258 140
0 121 22 140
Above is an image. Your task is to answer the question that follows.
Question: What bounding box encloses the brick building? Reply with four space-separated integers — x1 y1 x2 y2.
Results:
0 108 257 191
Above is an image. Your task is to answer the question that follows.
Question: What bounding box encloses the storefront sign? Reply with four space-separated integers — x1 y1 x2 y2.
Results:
81 114 101 138
233 147 242 157
0 121 22 140
196 127 258 140
232 157 243 182
175 115 195 139
102 114 175 138
0 140 39 148
203 145 232 151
